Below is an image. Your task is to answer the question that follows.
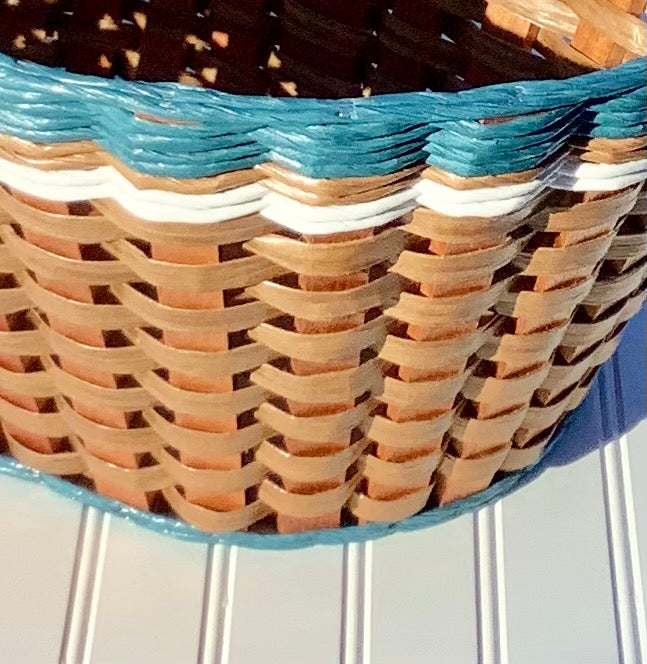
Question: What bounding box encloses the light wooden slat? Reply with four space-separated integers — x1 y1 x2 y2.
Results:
228 545 344 664
500 445 619 663
369 515 479 664
87 517 207 664
0 475 83 663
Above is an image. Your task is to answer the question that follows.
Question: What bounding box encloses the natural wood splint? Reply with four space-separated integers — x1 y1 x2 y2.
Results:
0 135 645 531
502 186 646 469
249 227 399 532
151 241 244 514
2 192 159 509
381 199 528 511
570 0 646 66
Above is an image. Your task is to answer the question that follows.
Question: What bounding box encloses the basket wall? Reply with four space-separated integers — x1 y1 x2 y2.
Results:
0 133 644 534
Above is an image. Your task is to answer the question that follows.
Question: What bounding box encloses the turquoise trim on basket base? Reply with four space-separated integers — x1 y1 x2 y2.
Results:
0 349 643 550
0 434 562 549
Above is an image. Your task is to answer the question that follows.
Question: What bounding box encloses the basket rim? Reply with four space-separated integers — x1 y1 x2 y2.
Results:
1 53 645 124
1 53 644 181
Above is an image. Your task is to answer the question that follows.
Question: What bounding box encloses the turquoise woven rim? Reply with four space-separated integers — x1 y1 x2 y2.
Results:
0 54 644 179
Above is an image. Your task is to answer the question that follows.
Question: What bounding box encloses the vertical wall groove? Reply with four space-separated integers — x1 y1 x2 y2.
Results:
197 544 237 664
58 508 109 664
341 542 371 664
475 504 508 664
598 359 647 664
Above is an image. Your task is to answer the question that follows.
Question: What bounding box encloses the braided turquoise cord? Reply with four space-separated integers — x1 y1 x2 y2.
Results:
0 54 644 179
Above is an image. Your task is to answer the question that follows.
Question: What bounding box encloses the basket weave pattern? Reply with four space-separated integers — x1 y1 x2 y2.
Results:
0 0 645 95
0 135 644 533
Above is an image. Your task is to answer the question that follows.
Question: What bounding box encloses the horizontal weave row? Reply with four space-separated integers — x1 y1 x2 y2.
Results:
0 144 645 233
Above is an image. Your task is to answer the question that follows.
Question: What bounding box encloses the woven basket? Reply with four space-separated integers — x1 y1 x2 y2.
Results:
0 0 645 536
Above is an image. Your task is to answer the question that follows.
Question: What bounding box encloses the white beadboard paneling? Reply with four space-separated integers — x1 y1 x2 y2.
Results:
59 508 110 664
501 450 619 664
0 475 83 663
87 517 207 664
370 515 478 664
626 419 647 646
341 542 371 664
475 504 508 664
228 544 344 664
197 544 238 664
596 359 647 664
0 413 645 664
